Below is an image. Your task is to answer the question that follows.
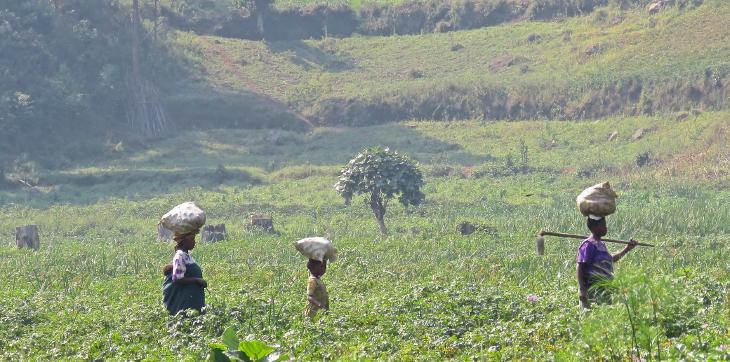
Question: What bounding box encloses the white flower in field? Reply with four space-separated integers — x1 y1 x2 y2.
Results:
718 345 729 352
488 345 499 352
527 294 539 302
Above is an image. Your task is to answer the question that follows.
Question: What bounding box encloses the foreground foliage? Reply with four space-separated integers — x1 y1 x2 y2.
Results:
208 327 287 362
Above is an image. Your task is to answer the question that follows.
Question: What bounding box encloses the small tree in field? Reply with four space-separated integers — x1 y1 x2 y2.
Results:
335 147 425 235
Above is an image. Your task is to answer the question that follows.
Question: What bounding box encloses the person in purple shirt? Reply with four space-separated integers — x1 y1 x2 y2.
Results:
577 216 638 309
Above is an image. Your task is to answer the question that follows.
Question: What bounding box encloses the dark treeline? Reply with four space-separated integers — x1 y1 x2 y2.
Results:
167 0 702 41
0 0 184 170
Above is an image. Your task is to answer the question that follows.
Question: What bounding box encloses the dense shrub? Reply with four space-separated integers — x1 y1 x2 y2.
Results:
0 0 186 167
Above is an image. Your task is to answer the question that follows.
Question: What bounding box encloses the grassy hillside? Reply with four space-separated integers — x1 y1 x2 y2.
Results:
172 0 729 124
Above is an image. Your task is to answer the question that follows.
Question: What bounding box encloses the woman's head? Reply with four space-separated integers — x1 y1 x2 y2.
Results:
174 230 198 251
587 217 607 238
307 259 327 278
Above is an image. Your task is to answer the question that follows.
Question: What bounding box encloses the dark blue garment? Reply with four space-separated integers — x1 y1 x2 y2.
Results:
162 262 205 315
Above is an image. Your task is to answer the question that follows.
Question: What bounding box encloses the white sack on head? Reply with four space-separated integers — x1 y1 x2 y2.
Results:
293 237 337 262
160 202 206 235
576 182 617 217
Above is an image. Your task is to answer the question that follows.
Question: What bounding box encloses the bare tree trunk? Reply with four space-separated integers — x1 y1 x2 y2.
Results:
256 13 264 35
370 192 387 235
128 0 171 138
321 8 328 38
153 0 159 42
132 0 141 87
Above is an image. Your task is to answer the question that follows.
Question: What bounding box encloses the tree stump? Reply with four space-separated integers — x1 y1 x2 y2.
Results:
16 225 40 250
456 221 497 236
632 128 646 140
456 221 476 235
251 215 274 232
201 224 227 243
157 224 173 241
648 0 665 14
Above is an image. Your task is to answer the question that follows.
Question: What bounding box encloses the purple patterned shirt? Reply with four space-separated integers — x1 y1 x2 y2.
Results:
576 237 614 282
172 250 195 282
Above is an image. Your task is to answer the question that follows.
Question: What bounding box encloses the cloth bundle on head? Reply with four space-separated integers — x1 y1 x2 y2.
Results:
294 237 337 262
160 202 206 238
576 182 617 218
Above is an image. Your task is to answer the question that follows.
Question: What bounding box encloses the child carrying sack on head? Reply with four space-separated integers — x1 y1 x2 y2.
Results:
294 237 337 319
304 259 329 318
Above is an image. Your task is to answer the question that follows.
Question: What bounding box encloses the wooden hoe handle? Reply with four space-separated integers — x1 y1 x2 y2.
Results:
538 230 655 247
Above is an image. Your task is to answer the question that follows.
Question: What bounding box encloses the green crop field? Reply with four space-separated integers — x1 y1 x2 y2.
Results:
1 112 728 360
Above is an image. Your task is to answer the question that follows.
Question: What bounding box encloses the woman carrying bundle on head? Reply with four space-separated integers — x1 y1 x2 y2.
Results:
161 202 208 315
575 182 638 309
577 216 638 309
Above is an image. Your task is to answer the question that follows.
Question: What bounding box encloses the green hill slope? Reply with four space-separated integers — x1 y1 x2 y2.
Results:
172 0 729 125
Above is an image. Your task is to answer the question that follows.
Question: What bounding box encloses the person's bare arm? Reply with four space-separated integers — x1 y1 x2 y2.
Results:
577 263 590 309
307 295 327 309
174 277 207 288
306 279 327 309
612 239 638 262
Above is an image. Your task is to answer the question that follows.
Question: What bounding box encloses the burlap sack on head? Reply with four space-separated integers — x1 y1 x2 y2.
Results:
576 182 617 217
160 202 206 235
293 237 338 262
